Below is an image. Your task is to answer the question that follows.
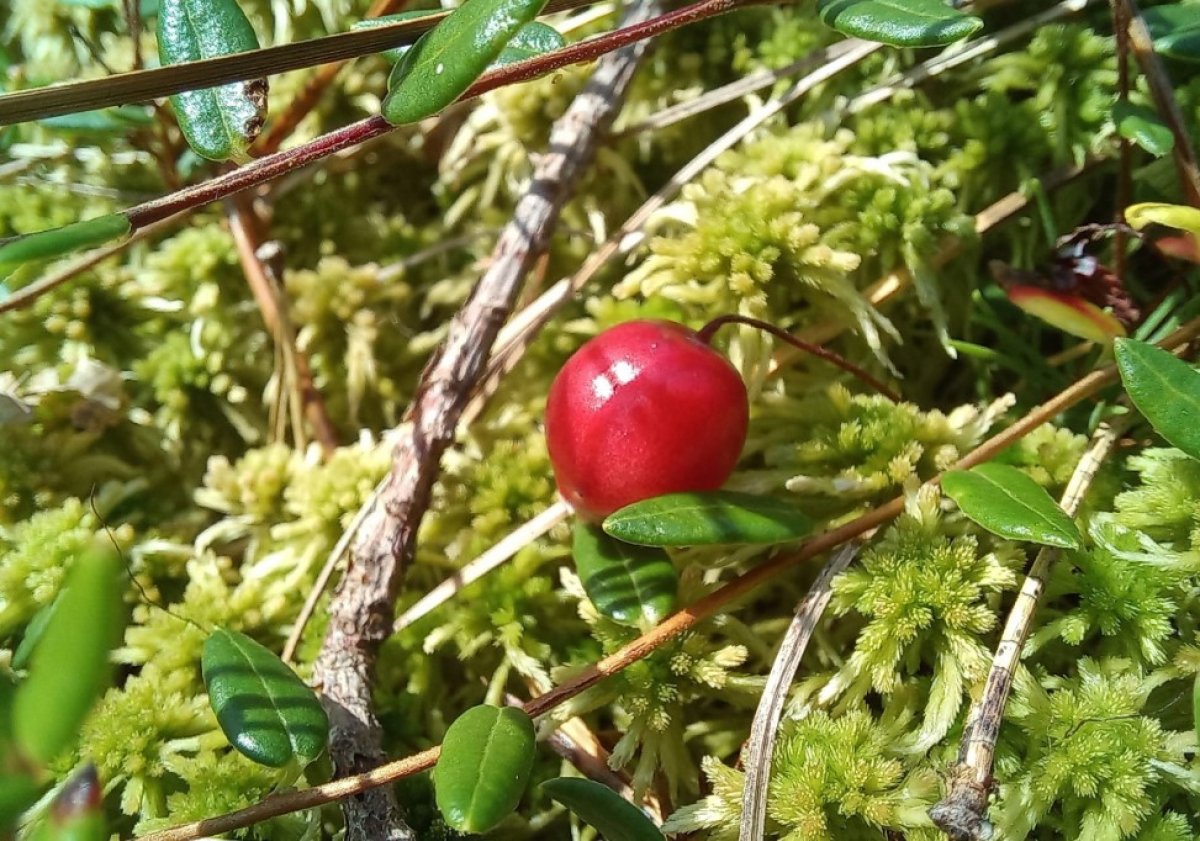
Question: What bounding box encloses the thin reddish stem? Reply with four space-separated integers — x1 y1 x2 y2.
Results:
697 314 901 401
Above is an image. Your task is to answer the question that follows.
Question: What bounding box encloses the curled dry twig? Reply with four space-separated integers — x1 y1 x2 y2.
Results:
930 419 1126 840
310 6 661 838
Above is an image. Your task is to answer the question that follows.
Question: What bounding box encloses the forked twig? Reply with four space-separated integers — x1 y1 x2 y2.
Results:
739 544 859 841
930 419 1126 840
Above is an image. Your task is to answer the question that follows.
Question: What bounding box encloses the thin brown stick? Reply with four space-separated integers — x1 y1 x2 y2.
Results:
135 316 1200 841
310 9 660 838
227 199 338 456
738 544 859 841
1121 0 1200 206
930 419 1125 840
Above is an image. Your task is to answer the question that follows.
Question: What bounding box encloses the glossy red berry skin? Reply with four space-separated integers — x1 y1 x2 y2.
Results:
545 320 749 523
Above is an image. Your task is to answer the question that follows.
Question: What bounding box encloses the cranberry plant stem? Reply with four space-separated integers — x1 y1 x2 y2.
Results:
697 314 902 401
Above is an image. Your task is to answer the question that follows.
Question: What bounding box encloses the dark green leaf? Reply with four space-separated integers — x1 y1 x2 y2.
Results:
381 0 549 125
157 0 267 162
941 463 1081 549
541 777 664 841
13 547 124 764
1112 101 1174 156
0 773 41 835
493 22 566 66
602 491 813 547
817 0 982 46
202 628 329 767
573 523 677 627
1144 5 1200 61
435 705 535 833
1115 338 1200 460
0 214 131 280
351 11 441 63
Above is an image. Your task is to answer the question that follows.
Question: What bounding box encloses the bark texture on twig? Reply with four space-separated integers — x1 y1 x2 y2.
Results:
310 8 660 837
930 421 1124 840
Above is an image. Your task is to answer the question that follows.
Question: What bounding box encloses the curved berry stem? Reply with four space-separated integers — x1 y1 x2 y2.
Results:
697 314 901 402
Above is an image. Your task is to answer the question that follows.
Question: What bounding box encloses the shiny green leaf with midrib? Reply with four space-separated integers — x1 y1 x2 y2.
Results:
603 491 813 547
0 215 130 281
942 463 1081 549
158 0 266 162
435 705 536 833
817 0 982 46
382 0 549 125
1115 338 1200 461
573 523 677 627
201 628 329 767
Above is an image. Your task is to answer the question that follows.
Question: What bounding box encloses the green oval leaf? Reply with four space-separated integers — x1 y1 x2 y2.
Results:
201 628 329 767
573 522 677 627
603 491 813 547
381 0 549 125
0 214 131 280
941 463 1081 549
157 0 266 162
1114 338 1200 460
817 0 982 46
541 777 664 841
1125 201 1200 237
1144 5 1200 62
0 774 41 835
493 22 566 66
435 704 536 834
13 547 124 765
1112 101 1174 157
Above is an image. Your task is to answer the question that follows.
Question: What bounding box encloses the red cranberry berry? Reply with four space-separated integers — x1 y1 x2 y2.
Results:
545 320 749 523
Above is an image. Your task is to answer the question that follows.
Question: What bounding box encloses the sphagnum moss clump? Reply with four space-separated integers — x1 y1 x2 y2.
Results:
3 0 1200 837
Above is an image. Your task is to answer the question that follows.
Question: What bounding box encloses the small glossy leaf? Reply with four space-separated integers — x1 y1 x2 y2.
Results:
157 0 267 162
493 22 566 66
573 523 677 627
1114 338 1200 460
202 628 328 767
26 766 106 841
1112 101 1174 157
603 491 813 547
0 214 131 280
1126 201 1200 238
942 463 1081 549
1004 283 1126 343
381 0 549 125
1144 5 1200 61
541 777 665 841
435 705 535 833
351 11 440 63
817 0 982 46
13 547 124 764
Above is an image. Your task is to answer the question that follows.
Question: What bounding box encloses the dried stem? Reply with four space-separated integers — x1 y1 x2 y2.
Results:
930 419 1126 840
226 198 338 456
1120 0 1200 205
393 499 571 631
137 315 1200 841
310 10 659 838
738 544 859 841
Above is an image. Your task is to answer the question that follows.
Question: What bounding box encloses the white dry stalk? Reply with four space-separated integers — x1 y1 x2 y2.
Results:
739 544 859 841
